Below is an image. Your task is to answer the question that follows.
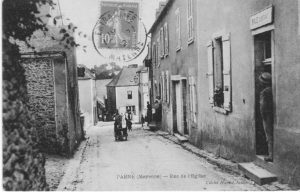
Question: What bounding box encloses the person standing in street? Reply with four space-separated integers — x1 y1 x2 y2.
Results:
125 109 132 131
259 72 273 162
146 101 152 125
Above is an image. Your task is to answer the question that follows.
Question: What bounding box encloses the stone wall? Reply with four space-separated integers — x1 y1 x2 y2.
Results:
2 39 48 190
22 58 57 149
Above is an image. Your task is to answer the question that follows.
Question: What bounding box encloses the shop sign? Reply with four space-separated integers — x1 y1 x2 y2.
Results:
250 6 273 30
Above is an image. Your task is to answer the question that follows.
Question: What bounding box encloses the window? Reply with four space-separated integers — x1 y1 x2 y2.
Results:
175 8 181 51
160 27 164 58
207 33 232 113
187 0 194 43
189 76 197 122
127 90 132 99
164 23 169 56
126 105 136 115
152 43 156 67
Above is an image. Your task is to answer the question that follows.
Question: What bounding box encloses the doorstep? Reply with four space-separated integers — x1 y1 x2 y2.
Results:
174 133 188 143
238 162 277 185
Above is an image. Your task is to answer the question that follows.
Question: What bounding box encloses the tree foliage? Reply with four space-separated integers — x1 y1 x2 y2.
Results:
93 62 122 80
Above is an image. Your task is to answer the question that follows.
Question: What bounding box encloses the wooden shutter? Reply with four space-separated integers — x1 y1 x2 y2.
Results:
152 43 156 68
164 23 169 56
166 71 170 103
222 34 232 111
161 71 165 102
175 9 181 50
156 38 160 68
160 28 164 57
207 41 214 105
187 0 193 42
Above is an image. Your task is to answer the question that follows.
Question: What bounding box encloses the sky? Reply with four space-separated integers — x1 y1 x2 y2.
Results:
58 0 162 68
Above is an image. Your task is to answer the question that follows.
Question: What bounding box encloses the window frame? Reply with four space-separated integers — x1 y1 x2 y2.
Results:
207 32 232 114
127 90 133 100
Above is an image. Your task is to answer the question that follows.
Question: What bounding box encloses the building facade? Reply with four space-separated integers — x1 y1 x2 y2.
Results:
78 65 97 128
21 51 83 156
149 0 198 136
149 0 300 186
137 66 150 120
106 66 140 122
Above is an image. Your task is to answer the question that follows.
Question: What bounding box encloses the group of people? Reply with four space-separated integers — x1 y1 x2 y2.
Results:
140 97 162 127
113 109 133 141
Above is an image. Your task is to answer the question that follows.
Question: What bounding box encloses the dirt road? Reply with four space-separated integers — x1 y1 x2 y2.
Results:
58 122 262 191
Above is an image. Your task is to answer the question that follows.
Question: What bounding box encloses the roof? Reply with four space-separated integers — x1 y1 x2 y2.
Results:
136 66 148 73
78 64 95 80
106 67 139 87
148 0 174 34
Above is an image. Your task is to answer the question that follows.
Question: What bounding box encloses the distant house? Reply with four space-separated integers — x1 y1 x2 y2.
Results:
106 65 140 122
78 64 97 128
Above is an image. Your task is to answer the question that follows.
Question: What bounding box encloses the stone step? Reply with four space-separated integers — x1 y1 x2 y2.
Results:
238 162 277 185
174 133 188 143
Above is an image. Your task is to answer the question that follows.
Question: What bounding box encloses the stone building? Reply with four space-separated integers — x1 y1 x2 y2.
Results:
21 51 83 156
106 65 140 122
149 0 300 186
149 0 198 136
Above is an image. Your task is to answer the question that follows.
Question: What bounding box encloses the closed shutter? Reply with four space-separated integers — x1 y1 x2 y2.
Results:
207 41 214 105
152 43 156 68
160 28 164 57
161 71 165 102
222 34 232 111
175 9 181 50
164 23 169 56
166 71 170 103
157 38 160 68
187 0 193 42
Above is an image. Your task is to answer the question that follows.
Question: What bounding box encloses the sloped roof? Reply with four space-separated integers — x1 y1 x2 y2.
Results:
106 67 139 87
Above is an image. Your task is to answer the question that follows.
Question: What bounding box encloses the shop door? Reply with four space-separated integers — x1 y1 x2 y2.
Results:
254 31 274 159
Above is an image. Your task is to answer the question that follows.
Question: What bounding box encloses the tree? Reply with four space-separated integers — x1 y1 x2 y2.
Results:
2 0 66 190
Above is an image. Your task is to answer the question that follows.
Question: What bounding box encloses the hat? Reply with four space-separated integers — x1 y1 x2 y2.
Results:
259 72 271 85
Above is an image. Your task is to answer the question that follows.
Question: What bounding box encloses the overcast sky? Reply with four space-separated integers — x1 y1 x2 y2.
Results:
58 0 162 68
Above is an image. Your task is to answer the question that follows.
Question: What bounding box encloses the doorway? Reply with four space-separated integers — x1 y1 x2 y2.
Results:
254 30 274 158
172 79 188 135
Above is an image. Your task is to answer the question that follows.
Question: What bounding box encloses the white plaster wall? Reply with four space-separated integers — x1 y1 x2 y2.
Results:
78 79 95 127
116 86 139 122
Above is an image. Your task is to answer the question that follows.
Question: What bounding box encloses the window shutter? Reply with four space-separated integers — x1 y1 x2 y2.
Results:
161 71 165 102
207 41 214 105
187 0 193 42
160 28 164 57
175 9 181 50
166 71 170 103
152 43 156 68
222 34 232 111
156 38 160 68
164 23 169 56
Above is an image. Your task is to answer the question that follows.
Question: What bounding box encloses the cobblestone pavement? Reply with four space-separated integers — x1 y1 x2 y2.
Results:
57 122 295 191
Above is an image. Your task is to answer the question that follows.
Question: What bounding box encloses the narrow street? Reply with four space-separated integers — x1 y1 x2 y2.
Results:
57 122 262 191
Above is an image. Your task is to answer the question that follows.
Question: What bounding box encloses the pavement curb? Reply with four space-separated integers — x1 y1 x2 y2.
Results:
154 130 241 176
152 130 297 191
56 137 90 191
